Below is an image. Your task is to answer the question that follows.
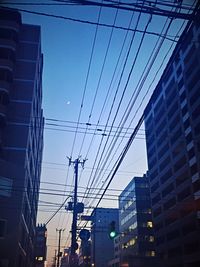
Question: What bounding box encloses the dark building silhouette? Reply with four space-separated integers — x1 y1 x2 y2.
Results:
144 8 200 267
35 224 47 267
91 207 119 267
0 8 44 267
119 175 157 267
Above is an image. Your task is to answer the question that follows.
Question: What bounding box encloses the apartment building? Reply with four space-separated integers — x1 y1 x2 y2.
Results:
91 208 119 267
144 8 200 267
0 8 44 267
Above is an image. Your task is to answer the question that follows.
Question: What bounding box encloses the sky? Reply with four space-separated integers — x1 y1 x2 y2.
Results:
2 0 198 265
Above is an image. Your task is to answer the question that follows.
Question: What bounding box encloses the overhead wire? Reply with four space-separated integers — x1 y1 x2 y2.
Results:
79 0 198 230
0 6 180 42
83 1 151 203
83 0 191 206
88 13 175 199
78 0 120 156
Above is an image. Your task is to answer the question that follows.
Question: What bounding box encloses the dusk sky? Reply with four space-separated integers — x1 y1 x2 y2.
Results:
3 0 197 265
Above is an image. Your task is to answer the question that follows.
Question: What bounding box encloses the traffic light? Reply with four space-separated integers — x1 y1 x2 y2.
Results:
109 221 117 239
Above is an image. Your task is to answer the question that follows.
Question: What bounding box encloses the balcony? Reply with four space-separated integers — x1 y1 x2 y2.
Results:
0 58 14 72
0 104 6 124
0 80 10 95
0 38 17 51
0 20 20 32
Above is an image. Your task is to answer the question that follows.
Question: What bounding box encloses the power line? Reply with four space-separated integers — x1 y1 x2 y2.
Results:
0 6 180 42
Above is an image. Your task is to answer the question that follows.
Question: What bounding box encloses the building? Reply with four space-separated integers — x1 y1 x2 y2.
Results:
0 8 44 267
108 235 121 267
78 240 91 267
35 224 47 267
119 175 156 267
144 7 200 267
91 208 119 267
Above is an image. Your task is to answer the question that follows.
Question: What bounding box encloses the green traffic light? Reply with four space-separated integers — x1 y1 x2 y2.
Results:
109 231 116 238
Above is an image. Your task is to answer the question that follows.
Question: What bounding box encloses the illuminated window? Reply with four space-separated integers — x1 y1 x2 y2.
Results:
149 235 154 242
145 251 156 257
147 221 153 228
129 238 136 246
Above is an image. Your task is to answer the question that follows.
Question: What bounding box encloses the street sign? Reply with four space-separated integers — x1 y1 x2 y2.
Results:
79 229 90 241
80 215 93 221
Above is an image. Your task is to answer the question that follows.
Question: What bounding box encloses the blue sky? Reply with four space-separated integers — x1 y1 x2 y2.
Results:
3 0 197 264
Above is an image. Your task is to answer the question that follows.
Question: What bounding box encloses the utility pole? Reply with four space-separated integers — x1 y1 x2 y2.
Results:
68 157 86 266
56 228 64 267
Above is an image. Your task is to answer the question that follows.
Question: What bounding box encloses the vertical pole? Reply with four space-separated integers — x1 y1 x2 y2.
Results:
71 159 78 256
57 229 63 267
68 157 86 266
54 249 57 267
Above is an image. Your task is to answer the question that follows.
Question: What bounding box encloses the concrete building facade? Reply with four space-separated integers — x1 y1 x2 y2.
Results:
0 8 44 267
119 175 156 267
144 8 200 267
91 208 119 267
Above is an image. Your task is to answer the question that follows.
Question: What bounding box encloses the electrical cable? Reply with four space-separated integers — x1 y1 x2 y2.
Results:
0 6 180 42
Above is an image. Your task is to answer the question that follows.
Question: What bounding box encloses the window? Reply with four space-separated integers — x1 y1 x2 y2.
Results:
151 181 159 193
145 250 156 257
160 168 172 185
177 187 190 201
168 246 182 258
180 90 186 102
193 179 200 193
162 183 174 198
163 197 176 210
153 206 162 218
0 220 6 238
158 143 169 159
147 221 153 228
168 101 178 119
157 130 168 147
176 65 182 76
156 118 167 136
167 229 180 241
154 96 164 114
156 235 165 245
169 114 180 132
190 163 198 175
0 176 13 197
176 170 189 186
166 89 177 107
190 86 200 107
182 222 196 235
178 77 184 90
159 156 170 172
184 241 199 255
173 156 186 172
152 194 161 205
154 221 163 231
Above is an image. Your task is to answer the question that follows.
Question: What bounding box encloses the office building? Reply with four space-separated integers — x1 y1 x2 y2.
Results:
35 224 47 267
144 9 200 267
119 175 156 267
91 207 119 267
108 235 121 267
0 8 44 267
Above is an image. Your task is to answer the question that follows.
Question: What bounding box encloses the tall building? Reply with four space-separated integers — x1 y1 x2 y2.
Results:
35 224 47 267
0 8 44 267
119 175 156 267
91 207 119 267
144 8 200 267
